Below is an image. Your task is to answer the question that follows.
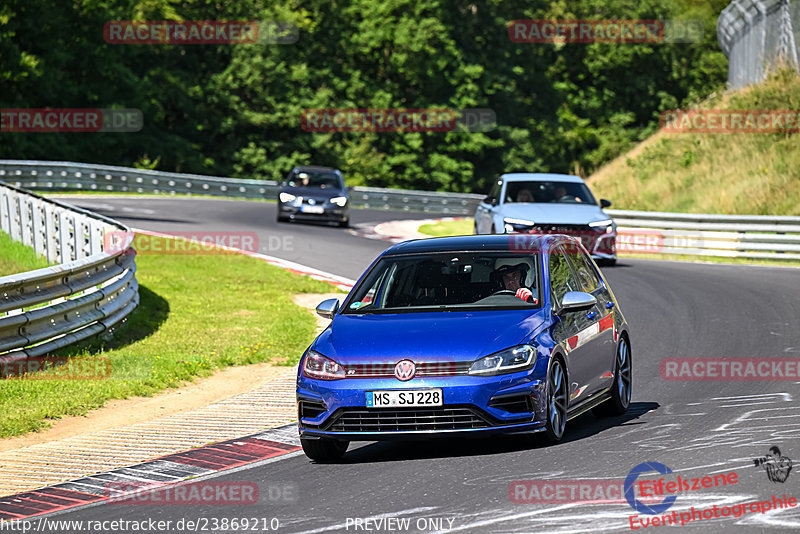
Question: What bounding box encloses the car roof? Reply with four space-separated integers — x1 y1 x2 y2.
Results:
383 234 561 256
500 173 585 184
292 165 339 172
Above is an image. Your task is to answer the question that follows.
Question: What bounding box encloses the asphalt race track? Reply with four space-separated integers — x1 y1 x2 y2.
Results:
40 197 800 533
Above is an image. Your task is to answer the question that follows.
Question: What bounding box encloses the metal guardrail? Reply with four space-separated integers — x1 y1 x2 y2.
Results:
718 0 799 89
609 209 800 260
1 160 798 261
0 181 139 371
0 160 483 215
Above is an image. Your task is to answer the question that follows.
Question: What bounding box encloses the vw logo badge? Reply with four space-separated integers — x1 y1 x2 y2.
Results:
394 360 416 381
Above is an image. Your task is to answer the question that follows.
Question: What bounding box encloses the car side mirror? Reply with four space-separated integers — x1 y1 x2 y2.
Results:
555 291 597 315
316 298 340 319
484 196 498 206
600 199 612 208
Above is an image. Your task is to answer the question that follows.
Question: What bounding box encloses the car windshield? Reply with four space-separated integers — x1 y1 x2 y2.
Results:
505 180 597 204
287 171 343 189
342 252 541 314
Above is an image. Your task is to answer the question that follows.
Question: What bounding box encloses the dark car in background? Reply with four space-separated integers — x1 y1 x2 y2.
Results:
277 166 350 227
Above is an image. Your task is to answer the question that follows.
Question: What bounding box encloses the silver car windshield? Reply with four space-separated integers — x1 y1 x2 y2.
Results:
505 181 597 204
342 252 541 314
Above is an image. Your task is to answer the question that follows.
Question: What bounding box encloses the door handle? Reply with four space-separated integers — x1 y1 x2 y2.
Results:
587 311 597 320
606 301 615 309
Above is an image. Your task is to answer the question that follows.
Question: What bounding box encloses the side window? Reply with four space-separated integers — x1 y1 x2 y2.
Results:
565 250 603 294
548 247 580 307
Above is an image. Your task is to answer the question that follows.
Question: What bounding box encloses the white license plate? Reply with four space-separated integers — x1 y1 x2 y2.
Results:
301 205 325 214
366 389 443 408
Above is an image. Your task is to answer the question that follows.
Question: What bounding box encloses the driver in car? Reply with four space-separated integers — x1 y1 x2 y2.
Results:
496 261 537 303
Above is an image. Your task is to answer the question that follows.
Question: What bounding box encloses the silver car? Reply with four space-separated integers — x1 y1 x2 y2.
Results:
474 173 617 265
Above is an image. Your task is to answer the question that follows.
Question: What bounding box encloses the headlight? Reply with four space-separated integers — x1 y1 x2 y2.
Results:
589 219 615 234
302 350 346 380
330 196 347 207
503 218 535 233
468 345 537 376
279 192 296 203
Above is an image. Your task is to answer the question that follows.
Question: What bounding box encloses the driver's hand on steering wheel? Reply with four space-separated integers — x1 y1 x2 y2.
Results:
515 288 537 303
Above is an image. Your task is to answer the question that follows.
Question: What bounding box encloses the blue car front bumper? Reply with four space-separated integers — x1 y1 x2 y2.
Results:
296 368 548 441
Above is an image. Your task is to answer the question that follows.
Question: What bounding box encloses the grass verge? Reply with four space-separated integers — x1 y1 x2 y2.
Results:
418 218 473 237
0 233 340 438
588 68 800 215
0 231 50 276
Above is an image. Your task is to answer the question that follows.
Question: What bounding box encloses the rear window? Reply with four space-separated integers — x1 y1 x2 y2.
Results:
342 252 542 314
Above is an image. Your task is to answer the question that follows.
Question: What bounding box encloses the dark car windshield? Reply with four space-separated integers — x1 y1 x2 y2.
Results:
342 252 541 314
286 171 343 190
505 180 597 205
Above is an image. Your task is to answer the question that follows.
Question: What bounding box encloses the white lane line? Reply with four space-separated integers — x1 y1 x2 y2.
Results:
289 507 438 534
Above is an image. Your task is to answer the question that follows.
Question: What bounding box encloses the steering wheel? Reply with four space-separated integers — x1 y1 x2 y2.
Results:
490 289 516 296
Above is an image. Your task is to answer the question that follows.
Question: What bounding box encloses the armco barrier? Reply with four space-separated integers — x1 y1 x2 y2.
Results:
0 181 138 373
1 160 798 261
0 160 483 215
610 209 800 260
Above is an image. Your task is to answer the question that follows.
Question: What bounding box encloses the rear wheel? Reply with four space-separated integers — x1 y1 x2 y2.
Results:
301 437 349 462
593 336 631 417
544 358 568 442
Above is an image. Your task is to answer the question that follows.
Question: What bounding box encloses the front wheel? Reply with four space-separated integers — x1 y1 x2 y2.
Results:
301 437 349 462
593 336 631 417
544 358 568 442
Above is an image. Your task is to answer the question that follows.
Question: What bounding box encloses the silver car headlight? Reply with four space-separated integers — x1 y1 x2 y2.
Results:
469 345 537 376
330 196 347 207
589 219 615 234
279 192 297 203
503 217 535 233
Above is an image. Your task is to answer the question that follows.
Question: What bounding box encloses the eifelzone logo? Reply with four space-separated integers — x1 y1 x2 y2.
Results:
754 446 793 483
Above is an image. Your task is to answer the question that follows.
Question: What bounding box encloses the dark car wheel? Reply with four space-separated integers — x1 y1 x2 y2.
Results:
544 358 568 442
593 336 631 417
301 437 349 462
277 212 289 223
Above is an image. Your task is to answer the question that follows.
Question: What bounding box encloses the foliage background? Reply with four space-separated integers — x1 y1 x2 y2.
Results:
1 0 729 194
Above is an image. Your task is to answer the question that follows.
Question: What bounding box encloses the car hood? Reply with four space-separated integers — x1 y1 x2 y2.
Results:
313 310 546 364
281 186 346 200
500 203 609 225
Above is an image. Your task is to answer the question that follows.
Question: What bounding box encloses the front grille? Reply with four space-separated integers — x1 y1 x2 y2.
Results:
489 394 534 414
322 407 491 432
345 361 472 378
527 224 598 233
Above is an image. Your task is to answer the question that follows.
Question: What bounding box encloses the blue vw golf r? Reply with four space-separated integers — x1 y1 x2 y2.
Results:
296 234 631 461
